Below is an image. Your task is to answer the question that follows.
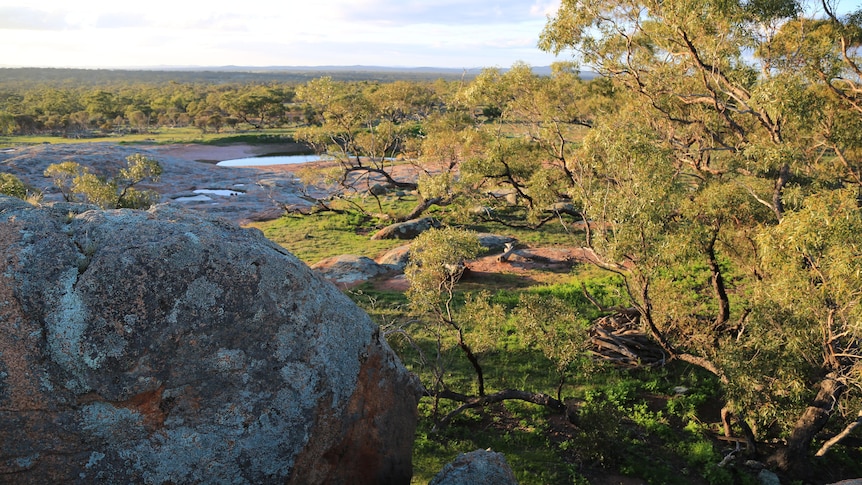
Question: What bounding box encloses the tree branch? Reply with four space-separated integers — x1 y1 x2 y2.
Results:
432 389 565 430
815 409 862 457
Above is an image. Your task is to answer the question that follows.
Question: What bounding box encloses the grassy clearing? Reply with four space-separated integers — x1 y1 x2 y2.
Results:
246 195 429 264
247 212 404 263
344 275 760 485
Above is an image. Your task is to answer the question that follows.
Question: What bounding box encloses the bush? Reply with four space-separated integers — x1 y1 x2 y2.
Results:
0 172 27 199
44 154 162 209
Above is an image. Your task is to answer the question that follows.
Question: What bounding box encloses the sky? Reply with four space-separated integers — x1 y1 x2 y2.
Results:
1 0 567 69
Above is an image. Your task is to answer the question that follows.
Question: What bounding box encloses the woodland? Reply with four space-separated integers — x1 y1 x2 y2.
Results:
2 0 862 483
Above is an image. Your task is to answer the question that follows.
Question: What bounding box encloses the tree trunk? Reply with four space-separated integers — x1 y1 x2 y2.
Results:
398 196 443 222
768 373 845 477
706 235 730 331
497 242 518 262
772 163 791 221
460 340 485 397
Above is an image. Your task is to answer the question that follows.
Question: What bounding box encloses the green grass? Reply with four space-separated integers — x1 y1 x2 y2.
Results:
344 262 744 485
411 401 585 485
0 127 300 148
246 202 417 264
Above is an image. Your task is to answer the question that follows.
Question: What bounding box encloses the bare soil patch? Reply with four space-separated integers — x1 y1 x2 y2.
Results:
370 246 587 293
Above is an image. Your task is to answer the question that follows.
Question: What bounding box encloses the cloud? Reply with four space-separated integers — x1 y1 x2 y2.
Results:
92 12 150 29
530 0 562 17
333 0 556 26
0 7 71 30
1 0 564 68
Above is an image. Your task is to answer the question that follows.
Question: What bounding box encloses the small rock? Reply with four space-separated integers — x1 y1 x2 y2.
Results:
430 450 518 485
376 244 412 270
311 254 392 284
544 202 580 216
745 460 766 470
369 183 390 196
475 233 517 254
758 468 781 485
370 217 440 240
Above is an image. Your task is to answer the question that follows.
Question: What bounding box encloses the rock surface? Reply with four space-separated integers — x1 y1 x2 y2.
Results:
0 142 323 225
370 217 440 240
310 254 393 286
0 196 421 484
429 449 519 485
475 233 517 254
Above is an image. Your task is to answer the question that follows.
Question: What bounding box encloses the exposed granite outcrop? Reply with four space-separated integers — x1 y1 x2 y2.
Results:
0 196 421 484
0 142 315 224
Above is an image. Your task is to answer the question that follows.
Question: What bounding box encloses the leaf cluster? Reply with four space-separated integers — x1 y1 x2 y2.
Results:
43 154 162 209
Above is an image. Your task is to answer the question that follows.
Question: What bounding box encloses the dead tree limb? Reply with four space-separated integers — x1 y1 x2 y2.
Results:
815 408 862 457
432 389 565 431
496 242 518 262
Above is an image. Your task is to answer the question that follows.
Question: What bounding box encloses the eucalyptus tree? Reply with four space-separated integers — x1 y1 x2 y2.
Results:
459 63 607 226
0 112 15 135
404 227 571 424
541 0 862 474
222 85 292 129
44 154 163 209
84 90 123 125
293 77 455 220
405 227 486 396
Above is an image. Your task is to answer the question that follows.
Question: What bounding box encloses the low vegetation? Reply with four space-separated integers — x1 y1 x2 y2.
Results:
43 154 163 209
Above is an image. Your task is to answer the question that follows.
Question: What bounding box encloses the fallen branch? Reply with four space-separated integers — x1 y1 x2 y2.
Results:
815 409 862 457
496 242 518 262
589 312 666 367
432 389 565 431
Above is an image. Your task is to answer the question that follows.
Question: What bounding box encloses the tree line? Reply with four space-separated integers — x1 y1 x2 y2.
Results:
0 81 300 136
0 68 474 138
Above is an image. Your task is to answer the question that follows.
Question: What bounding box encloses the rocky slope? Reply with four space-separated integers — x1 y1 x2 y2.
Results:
0 142 320 224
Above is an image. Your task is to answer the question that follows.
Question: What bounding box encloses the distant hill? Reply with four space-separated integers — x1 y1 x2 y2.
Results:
0 66 598 86
147 64 598 79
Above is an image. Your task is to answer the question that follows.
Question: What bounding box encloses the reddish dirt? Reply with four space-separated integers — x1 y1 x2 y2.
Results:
370 246 590 293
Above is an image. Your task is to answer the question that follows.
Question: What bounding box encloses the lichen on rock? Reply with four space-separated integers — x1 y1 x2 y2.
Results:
0 195 421 484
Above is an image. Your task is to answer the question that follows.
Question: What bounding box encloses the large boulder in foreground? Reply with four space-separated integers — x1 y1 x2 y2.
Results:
0 196 421 484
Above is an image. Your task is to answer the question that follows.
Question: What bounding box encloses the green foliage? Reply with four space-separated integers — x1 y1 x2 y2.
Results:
405 227 482 312
43 154 162 209
0 172 27 199
514 293 593 397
